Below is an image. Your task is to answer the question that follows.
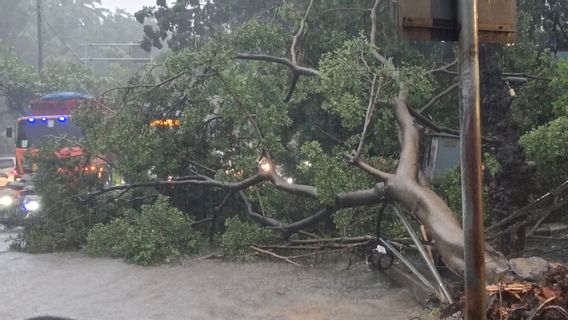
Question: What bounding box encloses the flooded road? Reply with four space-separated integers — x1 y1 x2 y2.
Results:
0 229 430 320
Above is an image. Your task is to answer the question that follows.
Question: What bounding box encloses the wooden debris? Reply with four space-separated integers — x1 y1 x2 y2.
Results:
249 245 306 267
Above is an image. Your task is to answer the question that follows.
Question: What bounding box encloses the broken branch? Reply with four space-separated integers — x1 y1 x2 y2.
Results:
250 245 305 267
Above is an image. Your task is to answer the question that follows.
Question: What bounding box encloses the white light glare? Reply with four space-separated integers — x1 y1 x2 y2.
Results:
0 195 13 206
24 200 40 211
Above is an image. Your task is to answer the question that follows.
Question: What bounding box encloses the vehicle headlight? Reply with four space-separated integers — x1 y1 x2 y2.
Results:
23 200 40 212
0 195 13 206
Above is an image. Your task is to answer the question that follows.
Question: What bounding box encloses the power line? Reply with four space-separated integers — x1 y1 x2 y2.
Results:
40 8 92 96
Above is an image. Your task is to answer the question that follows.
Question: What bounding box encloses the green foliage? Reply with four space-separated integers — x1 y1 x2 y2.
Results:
400 64 434 107
512 79 556 134
136 0 290 51
299 141 374 204
85 196 201 265
435 154 499 222
0 50 40 112
124 196 201 265
22 140 102 253
436 166 462 216
521 117 568 191
435 168 487 224
74 105 161 182
42 57 107 94
85 218 129 258
0 47 119 114
233 19 287 55
551 61 568 117
220 216 272 261
318 36 376 129
332 207 382 237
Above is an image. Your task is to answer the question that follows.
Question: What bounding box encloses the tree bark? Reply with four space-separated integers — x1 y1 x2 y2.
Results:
479 45 536 257
382 97 511 283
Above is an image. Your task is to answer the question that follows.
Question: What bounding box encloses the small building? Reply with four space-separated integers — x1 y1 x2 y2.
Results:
423 133 460 180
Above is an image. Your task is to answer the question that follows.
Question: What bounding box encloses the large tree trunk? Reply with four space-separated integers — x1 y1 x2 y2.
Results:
382 97 511 283
479 45 536 257
389 179 511 283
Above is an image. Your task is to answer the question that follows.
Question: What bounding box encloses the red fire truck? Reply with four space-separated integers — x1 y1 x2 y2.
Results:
7 92 107 176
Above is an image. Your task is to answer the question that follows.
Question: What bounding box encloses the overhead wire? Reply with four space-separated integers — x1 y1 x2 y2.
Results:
40 9 93 96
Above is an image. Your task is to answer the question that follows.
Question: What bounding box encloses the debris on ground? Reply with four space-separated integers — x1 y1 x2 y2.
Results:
486 264 568 320
442 265 568 319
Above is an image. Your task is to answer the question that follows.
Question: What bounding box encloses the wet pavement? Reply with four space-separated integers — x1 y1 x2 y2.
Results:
0 229 431 320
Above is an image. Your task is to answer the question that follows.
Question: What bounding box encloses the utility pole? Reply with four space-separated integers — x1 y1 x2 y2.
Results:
36 0 44 73
396 1 516 318
458 0 486 319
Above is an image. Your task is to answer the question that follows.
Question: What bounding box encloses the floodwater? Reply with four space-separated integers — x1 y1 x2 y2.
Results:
0 229 430 320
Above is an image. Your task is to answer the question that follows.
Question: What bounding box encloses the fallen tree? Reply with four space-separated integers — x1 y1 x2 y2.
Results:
75 0 526 284
26 0 566 297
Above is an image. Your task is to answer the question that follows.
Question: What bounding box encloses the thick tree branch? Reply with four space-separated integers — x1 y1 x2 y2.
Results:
194 173 268 190
370 49 388 65
237 0 318 103
82 174 269 201
291 0 314 65
369 0 381 46
335 184 385 208
268 172 319 198
393 96 420 179
236 53 319 102
236 53 319 76
343 151 394 182
237 190 281 227
283 73 300 102
280 207 333 238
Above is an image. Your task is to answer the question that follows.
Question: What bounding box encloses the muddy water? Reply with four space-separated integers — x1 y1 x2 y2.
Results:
0 230 430 320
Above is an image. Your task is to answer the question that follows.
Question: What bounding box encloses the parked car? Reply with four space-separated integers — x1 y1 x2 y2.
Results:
0 157 17 187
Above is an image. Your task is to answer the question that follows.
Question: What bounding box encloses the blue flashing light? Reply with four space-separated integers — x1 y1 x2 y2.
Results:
57 116 67 123
41 117 48 122
27 117 36 123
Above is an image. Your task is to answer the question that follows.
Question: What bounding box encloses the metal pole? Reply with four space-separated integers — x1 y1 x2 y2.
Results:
458 0 486 319
391 205 454 304
36 0 44 73
378 238 436 292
